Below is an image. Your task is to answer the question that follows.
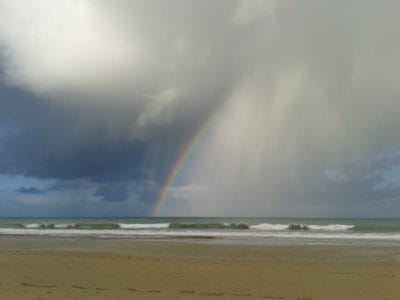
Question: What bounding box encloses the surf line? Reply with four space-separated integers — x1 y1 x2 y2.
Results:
151 111 219 217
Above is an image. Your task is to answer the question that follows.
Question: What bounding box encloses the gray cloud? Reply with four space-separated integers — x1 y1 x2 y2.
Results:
94 183 129 202
16 186 44 194
0 0 235 133
0 1 400 216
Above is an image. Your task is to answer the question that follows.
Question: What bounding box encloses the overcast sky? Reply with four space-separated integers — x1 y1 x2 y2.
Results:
1 0 400 217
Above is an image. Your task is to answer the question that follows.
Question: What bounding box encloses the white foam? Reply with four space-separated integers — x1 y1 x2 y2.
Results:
54 223 71 228
250 223 354 231
307 224 354 231
25 223 40 228
119 223 169 229
250 223 288 230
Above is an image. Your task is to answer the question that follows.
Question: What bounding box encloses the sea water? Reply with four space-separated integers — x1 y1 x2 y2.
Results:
0 217 400 246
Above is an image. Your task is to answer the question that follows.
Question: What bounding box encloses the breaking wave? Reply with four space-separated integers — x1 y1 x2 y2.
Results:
250 223 288 230
119 223 169 229
251 223 354 231
169 222 249 229
3 222 400 234
0 222 361 232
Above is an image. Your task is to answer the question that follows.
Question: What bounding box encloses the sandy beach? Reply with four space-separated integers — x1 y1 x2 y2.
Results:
0 238 398 299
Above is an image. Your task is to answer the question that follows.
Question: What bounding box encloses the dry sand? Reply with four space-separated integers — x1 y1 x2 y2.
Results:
0 238 399 299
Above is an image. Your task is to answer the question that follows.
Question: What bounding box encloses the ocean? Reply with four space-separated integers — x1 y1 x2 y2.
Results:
1 217 400 246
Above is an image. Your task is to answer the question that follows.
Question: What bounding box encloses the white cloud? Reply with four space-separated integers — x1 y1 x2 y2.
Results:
0 0 142 96
0 0 233 130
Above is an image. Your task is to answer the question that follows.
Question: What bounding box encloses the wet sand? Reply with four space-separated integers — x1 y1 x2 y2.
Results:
0 238 399 299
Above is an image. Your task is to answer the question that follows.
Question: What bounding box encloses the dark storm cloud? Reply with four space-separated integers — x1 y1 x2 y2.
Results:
0 88 147 180
94 183 129 202
16 186 44 194
1 0 400 216
0 81 197 210
0 0 234 191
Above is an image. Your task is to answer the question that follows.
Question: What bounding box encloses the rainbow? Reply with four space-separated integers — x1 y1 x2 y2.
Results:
151 111 219 217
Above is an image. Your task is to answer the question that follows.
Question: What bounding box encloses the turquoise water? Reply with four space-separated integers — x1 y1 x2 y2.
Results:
1 217 400 244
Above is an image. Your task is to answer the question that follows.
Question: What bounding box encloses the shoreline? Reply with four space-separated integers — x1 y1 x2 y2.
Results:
1 233 400 248
0 238 399 299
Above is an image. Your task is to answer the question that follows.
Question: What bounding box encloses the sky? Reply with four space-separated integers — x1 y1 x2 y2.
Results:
1 0 400 217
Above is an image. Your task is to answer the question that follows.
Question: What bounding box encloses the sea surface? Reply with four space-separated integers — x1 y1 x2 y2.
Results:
1 217 400 246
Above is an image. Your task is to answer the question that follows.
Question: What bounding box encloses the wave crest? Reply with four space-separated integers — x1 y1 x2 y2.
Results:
119 223 169 229
250 223 287 230
250 223 354 231
169 222 249 230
